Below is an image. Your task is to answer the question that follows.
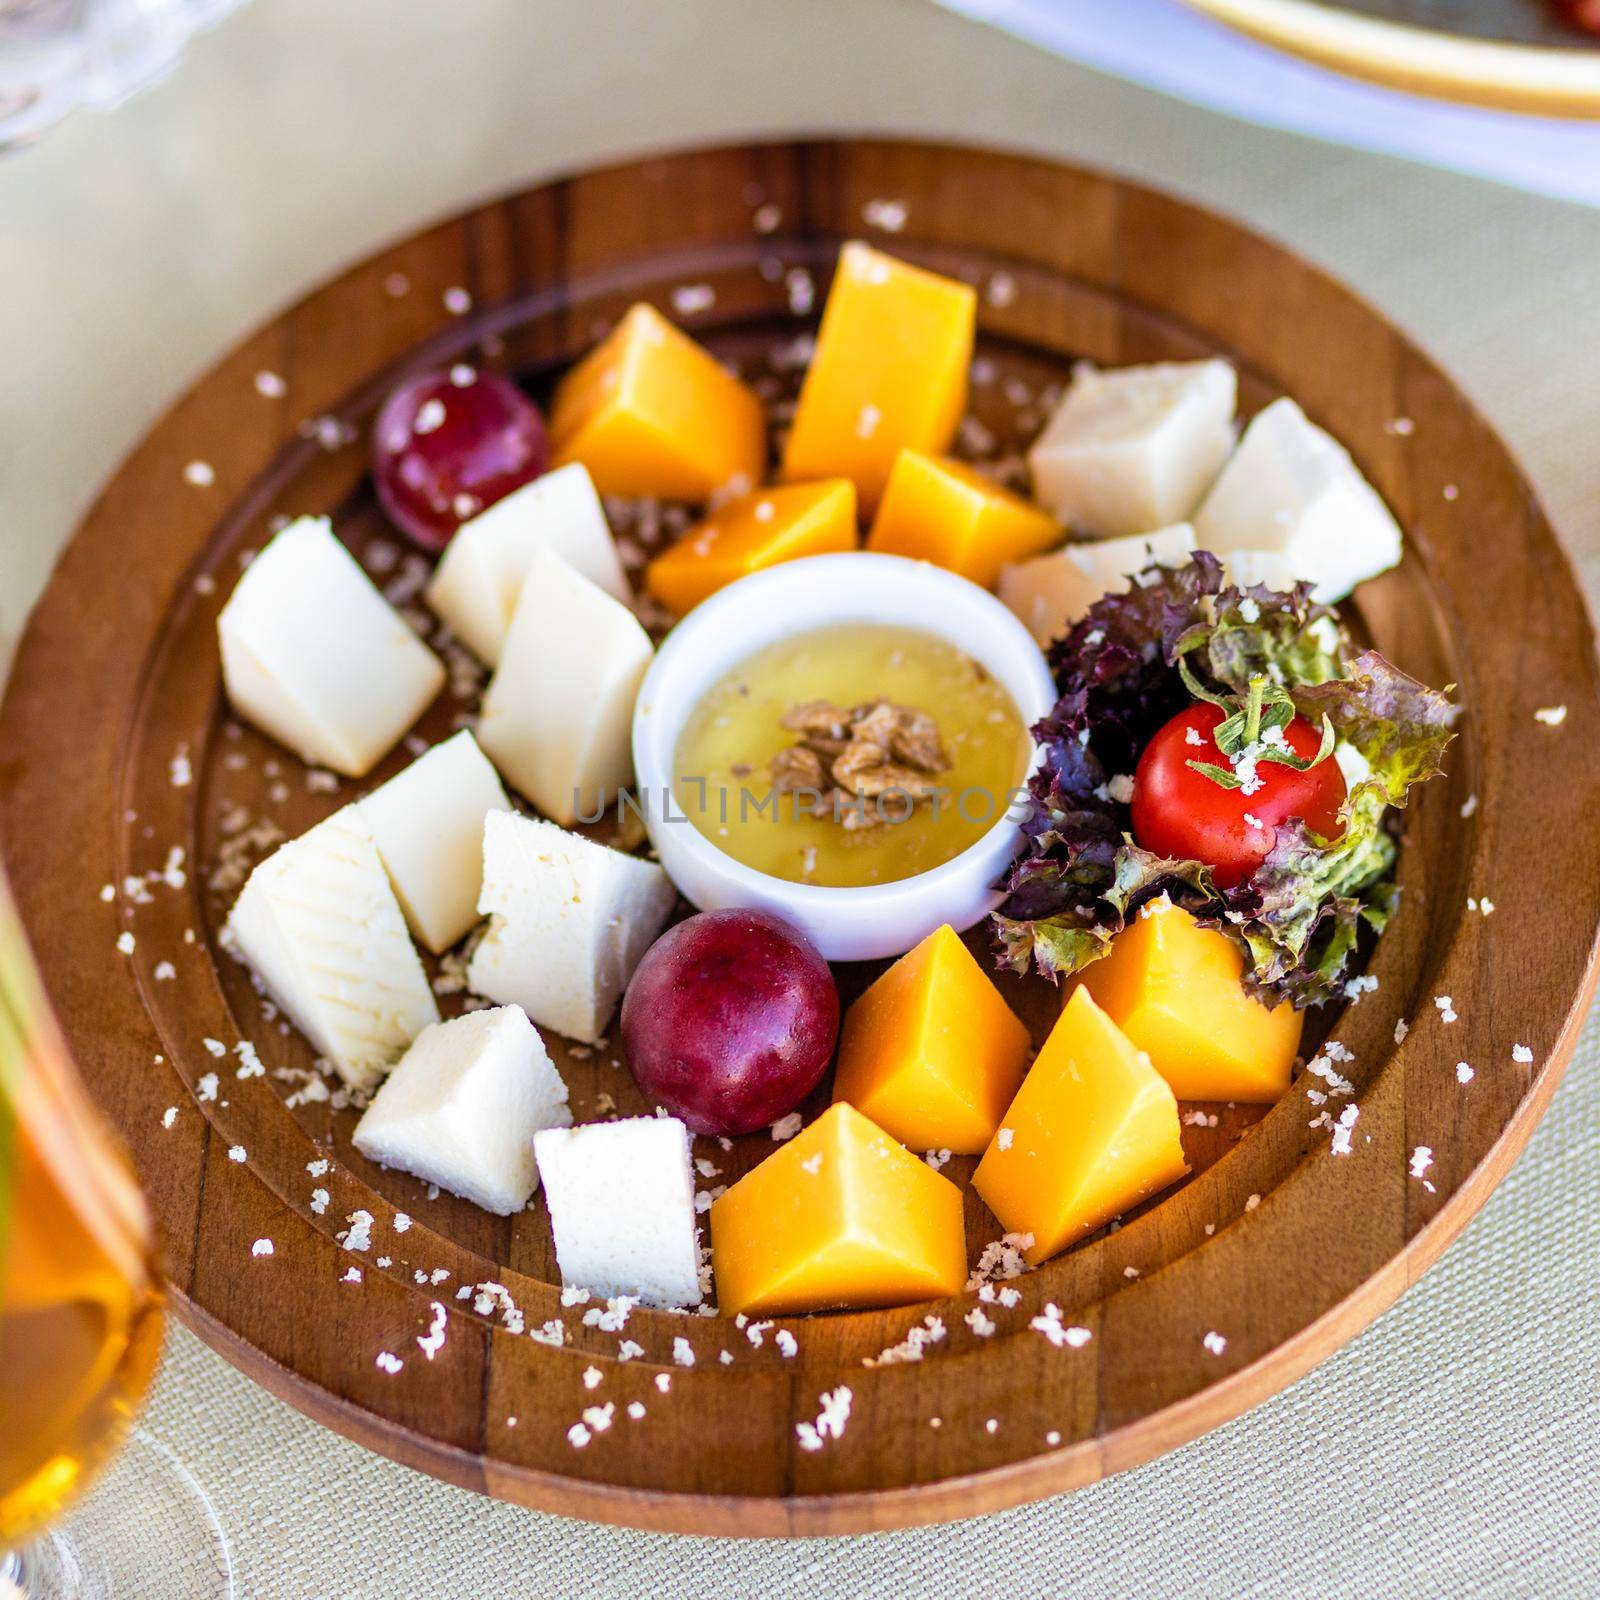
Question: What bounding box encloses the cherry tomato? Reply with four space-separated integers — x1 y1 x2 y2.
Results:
1130 701 1346 889
372 367 547 553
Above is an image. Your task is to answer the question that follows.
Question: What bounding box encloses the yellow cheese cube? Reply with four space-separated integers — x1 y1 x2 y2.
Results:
782 243 976 510
549 302 766 501
832 924 1030 1154
866 450 1062 587
709 1101 967 1317
973 987 1187 1264
644 479 857 615
1076 898 1302 1103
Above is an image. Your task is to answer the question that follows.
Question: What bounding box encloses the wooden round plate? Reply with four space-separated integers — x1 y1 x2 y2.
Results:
3 140 1597 1537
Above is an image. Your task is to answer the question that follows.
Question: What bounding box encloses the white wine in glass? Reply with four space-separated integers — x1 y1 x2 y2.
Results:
0 879 231 1596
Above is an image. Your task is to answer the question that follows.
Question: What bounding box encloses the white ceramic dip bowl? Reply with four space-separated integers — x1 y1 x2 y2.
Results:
631 552 1056 962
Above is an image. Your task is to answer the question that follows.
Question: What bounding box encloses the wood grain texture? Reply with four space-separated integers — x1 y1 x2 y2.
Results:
2 140 1597 1537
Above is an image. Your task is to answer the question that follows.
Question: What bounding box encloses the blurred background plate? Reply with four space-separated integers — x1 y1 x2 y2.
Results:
1182 0 1600 114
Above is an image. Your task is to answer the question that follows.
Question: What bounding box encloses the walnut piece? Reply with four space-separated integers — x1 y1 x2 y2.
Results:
767 698 951 829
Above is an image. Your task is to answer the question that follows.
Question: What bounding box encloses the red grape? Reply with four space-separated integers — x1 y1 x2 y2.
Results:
372 366 547 553
620 910 840 1137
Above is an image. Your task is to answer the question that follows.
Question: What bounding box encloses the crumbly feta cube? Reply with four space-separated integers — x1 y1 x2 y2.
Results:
357 730 512 953
218 517 445 777
1194 398 1403 602
533 1117 702 1307
352 1006 571 1215
998 523 1196 646
467 812 676 1043
224 806 438 1089
476 547 653 826
1027 360 1236 537
425 464 629 665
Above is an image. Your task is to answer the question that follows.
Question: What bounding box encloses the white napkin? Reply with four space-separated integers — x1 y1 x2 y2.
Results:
934 0 1600 208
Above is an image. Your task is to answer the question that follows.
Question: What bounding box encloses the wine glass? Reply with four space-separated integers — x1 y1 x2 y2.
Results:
0 0 250 152
0 877 233 1597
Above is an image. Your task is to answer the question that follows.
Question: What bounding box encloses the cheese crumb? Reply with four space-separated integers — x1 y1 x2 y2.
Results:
864 1314 946 1367
161 1106 177 1129
583 1366 603 1390
655 1373 672 1394
443 286 472 315
672 1337 696 1368
862 197 908 232
627 1401 647 1420
417 1302 448 1361
671 283 715 315
996 1127 1015 1151
1512 1043 1534 1064
1030 1303 1092 1349
203 1037 227 1058
1202 1330 1228 1355
116 932 135 955
924 1148 952 1171
1434 995 1458 1024
770 1112 803 1141
1394 1018 1410 1045
251 1238 274 1257
1457 1062 1474 1082
1409 1146 1433 1179
183 460 216 487
1534 705 1568 727
1330 1104 1360 1156
566 1422 591 1449
795 1386 853 1452
254 370 288 398
227 1145 246 1163
965 1307 996 1338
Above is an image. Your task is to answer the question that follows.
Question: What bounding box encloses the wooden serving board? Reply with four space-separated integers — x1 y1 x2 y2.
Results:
3 141 1597 1537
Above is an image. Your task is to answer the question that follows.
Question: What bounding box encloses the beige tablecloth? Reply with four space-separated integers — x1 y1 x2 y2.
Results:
2 1 1596 1594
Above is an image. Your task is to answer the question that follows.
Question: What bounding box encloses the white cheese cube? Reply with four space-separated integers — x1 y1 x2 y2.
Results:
533 1117 702 1307
1193 398 1403 603
475 547 652 826
998 523 1197 646
467 812 676 1043
223 806 439 1090
352 1005 571 1215
357 730 513 954
1027 360 1236 538
218 517 446 777
425 464 629 666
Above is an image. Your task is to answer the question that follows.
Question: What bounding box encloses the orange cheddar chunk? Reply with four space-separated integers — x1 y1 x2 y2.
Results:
973 988 1187 1264
782 243 976 510
1076 897 1302 1103
832 924 1029 1154
549 302 765 501
709 1102 967 1318
866 449 1062 587
644 479 857 615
